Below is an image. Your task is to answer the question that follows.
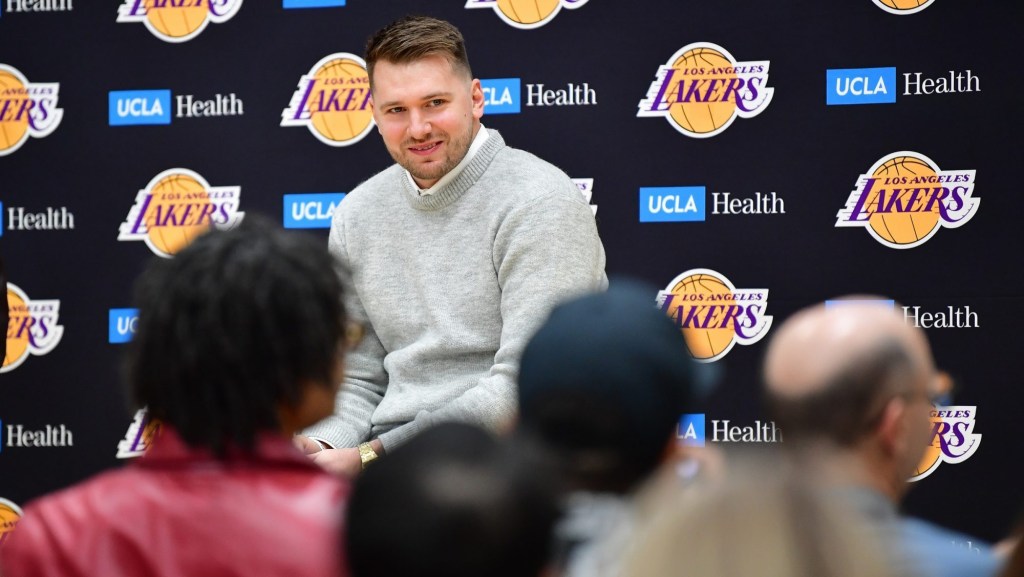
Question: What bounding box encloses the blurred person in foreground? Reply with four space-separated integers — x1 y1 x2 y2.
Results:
622 455 895 577
295 15 607 475
345 422 560 577
0 219 352 577
516 280 704 577
764 298 1001 577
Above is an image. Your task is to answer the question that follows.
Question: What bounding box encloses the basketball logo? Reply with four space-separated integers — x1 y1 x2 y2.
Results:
0 64 63 156
117 408 163 458
909 405 981 482
872 0 935 15
3 283 64 374
836 152 978 249
0 499 24 547
638 43 773 139
281 53 375 147
118 168 244 258
117 0 244 43
656 269 772 362
465 0 589 30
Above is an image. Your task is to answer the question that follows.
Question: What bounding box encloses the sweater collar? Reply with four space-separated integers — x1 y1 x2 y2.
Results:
402 128 506 211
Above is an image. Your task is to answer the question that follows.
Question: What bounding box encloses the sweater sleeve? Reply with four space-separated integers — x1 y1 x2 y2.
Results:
377 191 608 451
303 206 389 449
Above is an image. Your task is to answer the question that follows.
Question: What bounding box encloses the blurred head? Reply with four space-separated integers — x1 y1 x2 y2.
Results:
763 299 939 499
622 454 896 577
517 280 697 494
346 423 560 577
125 217 348 455
365 16 484 189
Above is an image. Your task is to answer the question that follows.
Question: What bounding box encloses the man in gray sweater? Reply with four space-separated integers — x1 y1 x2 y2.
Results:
296 15 607 476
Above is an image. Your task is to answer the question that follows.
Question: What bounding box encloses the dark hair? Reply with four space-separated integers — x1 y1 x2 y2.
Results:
365 15 472 88
346 423 560 577
124 216 346 455
766 339 917 447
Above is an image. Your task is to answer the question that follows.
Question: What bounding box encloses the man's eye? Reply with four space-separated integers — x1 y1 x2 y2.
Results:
387 107 404 114
428 99 445 107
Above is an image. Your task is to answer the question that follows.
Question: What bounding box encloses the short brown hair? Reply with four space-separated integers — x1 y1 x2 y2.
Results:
365 15 472 88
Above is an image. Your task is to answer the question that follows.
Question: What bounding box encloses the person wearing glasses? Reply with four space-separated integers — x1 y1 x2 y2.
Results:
762 298 1002 577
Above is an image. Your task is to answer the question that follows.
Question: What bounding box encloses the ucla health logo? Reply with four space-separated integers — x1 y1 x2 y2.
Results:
109 90 171 125
283 0 343 7
117 0 243 43
678 414 706 447
282 53 373 147
836 152 978 249
118 168 244 258
109 308 140 344
3 283 64 374
283 193 346 229
910 405 981 481
0 64 62 156
117 408 162 459
873 0 935 15
826 68 896 105
638 43 772 138
657 269 771 363
481 78 521 115
0 498 23 547
466 0 589 30
640 187 705 222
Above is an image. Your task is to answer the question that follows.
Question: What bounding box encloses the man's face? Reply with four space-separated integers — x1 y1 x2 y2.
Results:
895 343 941 483
370 55 484 189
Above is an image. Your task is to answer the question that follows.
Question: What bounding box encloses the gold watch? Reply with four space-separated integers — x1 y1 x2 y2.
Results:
358 442 379 469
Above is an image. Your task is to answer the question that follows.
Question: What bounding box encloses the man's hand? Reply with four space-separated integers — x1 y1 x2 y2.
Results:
293 435 325 455
310 448 363 478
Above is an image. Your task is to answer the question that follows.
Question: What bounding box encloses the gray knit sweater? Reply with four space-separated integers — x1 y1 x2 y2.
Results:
305 129 607 452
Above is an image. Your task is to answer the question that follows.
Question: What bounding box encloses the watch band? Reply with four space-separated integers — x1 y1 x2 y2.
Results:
358 442 379 469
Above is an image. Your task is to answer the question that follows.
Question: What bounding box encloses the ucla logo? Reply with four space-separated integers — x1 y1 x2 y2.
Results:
282 53 374 147
108 308 140 344
480 78 521 115
872 0 935 15
118 168 244 258
283 193 346 229
465 0 589 30
117 0 243 43
0 64 63 156
109 90 172 125
4 283 64 374
283 0 344 7
910 405 981 481
638 43 772 138
640 186 705 222
117 408 163 458
836 152 978 249
0 498 23 547
657 269 772 362
826 67 897 105
678 414 706 447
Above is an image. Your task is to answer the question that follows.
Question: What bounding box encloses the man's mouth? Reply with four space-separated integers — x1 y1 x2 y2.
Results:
408 141 442 156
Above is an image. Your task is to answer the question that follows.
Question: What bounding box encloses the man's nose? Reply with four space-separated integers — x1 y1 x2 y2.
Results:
409 110 432 139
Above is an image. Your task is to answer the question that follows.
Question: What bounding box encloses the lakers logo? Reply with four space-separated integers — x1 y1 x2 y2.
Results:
0 64 62 157
117 0 244 43
465 0 589 30
117 408 163 459
118 168 244 258
0 499 24 547
836 152 978 249
910 405 981 482
872 0 935 15
656 269 772 363
4 283 64 374
281 53 374 147
638 43 773 138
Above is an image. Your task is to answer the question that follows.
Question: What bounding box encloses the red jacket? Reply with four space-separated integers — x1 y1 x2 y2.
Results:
0 428 348 577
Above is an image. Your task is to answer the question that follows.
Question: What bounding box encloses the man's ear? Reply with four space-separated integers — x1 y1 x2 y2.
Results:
470 78 485 120
876 396 907 457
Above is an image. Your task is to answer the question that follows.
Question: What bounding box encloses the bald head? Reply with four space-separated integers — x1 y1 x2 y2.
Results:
764 300 935 447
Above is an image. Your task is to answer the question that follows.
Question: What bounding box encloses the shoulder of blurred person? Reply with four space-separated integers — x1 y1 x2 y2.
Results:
1 426 347 577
